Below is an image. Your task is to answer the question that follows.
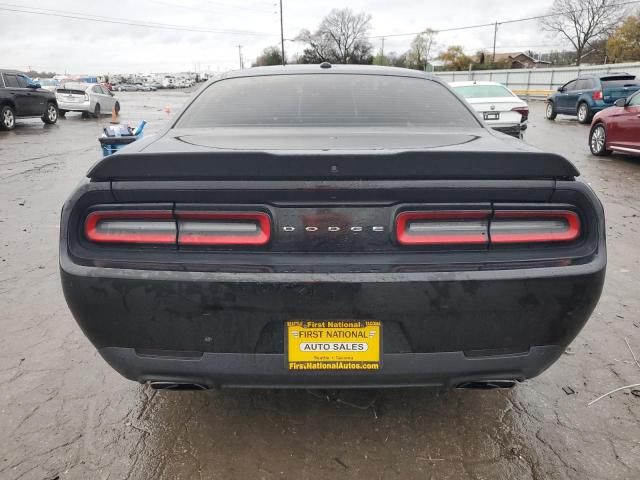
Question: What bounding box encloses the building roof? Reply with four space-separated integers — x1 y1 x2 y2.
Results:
477 52 551 64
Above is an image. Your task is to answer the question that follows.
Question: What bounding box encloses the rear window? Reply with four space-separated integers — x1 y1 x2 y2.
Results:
601 79 639 88
452 84 515 99
177 74 479 128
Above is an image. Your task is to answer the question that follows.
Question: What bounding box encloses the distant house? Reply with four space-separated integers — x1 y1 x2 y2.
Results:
474 52 552 69
492 52 552 69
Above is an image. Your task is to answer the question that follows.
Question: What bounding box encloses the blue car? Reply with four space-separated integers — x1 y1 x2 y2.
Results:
545 73 640 124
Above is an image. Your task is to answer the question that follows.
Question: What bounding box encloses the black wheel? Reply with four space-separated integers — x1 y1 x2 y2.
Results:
93 103 101 118
81 111 90 119
59 109 67 117
589 123 612 156
577 102 592 124
41 102 58 125
1 104 16 130
545 102 557 120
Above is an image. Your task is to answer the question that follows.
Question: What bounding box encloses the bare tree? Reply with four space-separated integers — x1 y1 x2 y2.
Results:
541 0 627 65
297 8 373 64
407 29 438 70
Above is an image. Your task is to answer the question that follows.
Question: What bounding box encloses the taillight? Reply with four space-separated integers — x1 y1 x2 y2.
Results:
176 211 271 246
396 211 490 245
592 90 603 101
84 209 271 246
490 210 580 244
511 106 529 122
84 93 89 101
84 210 176 244
395 209 581 246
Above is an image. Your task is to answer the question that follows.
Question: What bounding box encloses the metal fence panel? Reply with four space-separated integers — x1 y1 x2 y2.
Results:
436 62 640 98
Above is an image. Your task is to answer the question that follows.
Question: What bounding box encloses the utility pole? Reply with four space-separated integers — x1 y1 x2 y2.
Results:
492 21 498 65
237 45 243 69
279 0 285 66
381 37 385 65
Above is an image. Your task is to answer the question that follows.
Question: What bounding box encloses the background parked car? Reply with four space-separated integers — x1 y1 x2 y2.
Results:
37 78 60 93
450 81 528 139
0 69 58 130
545 73 640 124
589 91 640 157
56 82 119 118
113 84 138 92
134 84 156 91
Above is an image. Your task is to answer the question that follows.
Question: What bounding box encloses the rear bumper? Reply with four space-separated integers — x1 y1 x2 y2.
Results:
61 253 606 387
57 100 90 112
100 345 564 388
492 124 526 138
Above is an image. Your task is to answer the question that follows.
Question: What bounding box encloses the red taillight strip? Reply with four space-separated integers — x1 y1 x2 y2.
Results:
490 210 581 244
396 210 491 245
84 210 176 244
175 211 271 246
511 106 529 121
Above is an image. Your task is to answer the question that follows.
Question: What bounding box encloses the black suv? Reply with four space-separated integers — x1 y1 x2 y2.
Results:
0 69 59 130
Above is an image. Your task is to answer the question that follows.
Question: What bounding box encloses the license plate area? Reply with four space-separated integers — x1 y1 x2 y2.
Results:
484 112 500 120
286 320 381 371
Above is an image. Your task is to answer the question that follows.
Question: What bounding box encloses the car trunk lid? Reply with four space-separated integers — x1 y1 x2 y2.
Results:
464 98 525 126
87 128 579 181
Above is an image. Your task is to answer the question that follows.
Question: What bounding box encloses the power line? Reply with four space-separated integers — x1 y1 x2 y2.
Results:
0 3 273 36
139 0 274 15
367 0 640 39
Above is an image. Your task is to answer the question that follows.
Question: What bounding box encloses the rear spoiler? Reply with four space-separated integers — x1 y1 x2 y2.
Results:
87 150 580 181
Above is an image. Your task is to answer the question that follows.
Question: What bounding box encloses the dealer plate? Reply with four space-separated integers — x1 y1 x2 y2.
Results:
286 320 381 371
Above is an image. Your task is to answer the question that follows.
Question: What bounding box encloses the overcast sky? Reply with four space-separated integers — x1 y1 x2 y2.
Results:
1 0 565 74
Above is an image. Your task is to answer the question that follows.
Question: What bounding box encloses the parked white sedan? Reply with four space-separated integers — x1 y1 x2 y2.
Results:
449 81 529 139
56 82 119 118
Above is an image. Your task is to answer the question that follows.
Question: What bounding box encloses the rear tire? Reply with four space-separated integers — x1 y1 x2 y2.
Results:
545 102 557 120
589 123 612 156
42 102 58 124
1 104 16 130
577 102 592 124
59 109 67 117
93 103 101 118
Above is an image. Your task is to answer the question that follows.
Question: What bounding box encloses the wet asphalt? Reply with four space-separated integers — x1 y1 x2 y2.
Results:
0 91 639 480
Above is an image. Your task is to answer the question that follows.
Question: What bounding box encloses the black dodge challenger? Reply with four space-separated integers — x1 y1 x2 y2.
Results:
60 65 606 389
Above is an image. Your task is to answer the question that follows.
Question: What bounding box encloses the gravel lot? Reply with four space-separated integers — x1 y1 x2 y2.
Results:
0 91 639 480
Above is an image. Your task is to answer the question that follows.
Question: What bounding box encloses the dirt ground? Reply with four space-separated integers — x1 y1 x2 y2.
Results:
0 92 638 480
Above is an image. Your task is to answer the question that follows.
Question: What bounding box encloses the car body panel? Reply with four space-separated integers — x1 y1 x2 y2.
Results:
56 82 117 113
0 69 57 120
60 65 606 388
450 81 527 137
591 91 640 155
548 74 640 118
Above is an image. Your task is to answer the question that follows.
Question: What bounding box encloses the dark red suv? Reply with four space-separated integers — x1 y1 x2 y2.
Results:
589 91 640 157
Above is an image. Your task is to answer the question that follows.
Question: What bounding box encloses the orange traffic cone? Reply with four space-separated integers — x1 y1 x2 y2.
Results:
110 104 120 124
